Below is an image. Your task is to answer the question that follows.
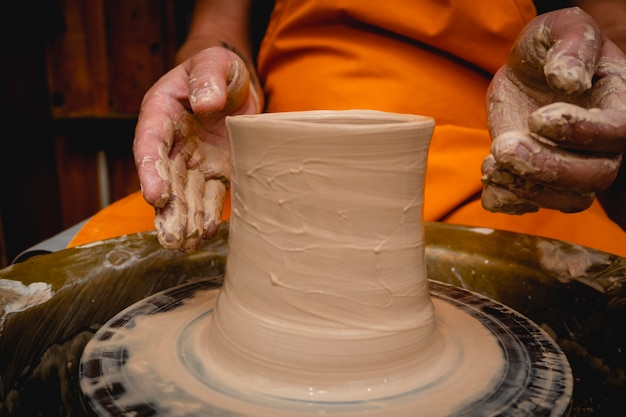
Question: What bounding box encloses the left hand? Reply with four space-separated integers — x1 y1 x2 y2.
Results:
482 7 626 214
133 47 260 252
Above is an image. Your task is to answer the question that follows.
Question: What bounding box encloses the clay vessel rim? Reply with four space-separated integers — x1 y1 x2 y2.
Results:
226 109 435 129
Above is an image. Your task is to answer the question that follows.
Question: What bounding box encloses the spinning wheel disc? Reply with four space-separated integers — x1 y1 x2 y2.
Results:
80 278 572 417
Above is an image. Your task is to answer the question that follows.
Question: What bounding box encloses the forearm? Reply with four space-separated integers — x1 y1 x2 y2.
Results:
175 0 255 66
174 0 264 109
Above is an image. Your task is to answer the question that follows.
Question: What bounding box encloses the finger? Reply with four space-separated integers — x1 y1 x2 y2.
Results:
202 180 226 240
186 47 252 118
542 8 602 95
481 180 594 214
481 183 539 214
481 156 539 214
529 102 626 153
481 156 595 213
155 153 189 250
509 7 602 95
179 169 206 253
582 39 626 115
155 196 184 250
225 57 256 114
134 113 174 207
134 66 191 207
491 131 621 193
487 67 536 138
176 178 225 253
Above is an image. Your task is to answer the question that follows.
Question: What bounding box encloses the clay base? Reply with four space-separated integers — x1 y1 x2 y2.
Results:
80 278 572 417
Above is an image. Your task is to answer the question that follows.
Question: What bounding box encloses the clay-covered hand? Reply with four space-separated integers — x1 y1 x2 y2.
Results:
133 47 261 252
482 7 626 214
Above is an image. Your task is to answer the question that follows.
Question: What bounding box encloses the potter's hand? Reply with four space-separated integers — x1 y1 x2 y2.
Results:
133 47 261 252
482 7 626 214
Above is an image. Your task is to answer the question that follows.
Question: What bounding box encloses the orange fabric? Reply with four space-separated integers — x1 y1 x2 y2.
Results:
70 0 626 257
445 199 626 258
68 192 155 247
423 126 492 221
258 0 536 127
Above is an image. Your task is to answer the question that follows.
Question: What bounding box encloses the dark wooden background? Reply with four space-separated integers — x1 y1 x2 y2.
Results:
0 0 193 266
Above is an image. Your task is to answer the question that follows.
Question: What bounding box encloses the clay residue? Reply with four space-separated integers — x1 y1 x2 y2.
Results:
153 113 229 253
544 8 597 95
537 239 623 293
0 279 54 334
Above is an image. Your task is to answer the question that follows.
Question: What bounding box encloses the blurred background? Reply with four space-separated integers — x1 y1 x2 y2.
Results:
0 0 195 266
0 0 274 267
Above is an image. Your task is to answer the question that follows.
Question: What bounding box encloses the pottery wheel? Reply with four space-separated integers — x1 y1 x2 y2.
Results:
79 278 572 417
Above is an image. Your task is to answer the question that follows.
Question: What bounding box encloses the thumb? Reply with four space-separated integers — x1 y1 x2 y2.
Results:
185 47 255 117
509 7 603 95
224 57 259 114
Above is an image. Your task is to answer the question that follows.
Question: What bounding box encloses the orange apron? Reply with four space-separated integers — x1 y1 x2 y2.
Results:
70 0 626 257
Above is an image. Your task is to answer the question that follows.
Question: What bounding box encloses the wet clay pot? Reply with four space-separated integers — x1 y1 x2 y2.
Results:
206 110 436 400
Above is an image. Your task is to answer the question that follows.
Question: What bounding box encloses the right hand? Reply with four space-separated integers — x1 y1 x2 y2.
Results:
481 7 626 215
133 47 261 253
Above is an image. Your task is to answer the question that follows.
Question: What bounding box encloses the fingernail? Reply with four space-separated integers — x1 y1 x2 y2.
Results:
545 56 592 95
190 79 222 105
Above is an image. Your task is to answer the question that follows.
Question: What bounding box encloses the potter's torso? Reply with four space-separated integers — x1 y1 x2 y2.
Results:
257 0 536 127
